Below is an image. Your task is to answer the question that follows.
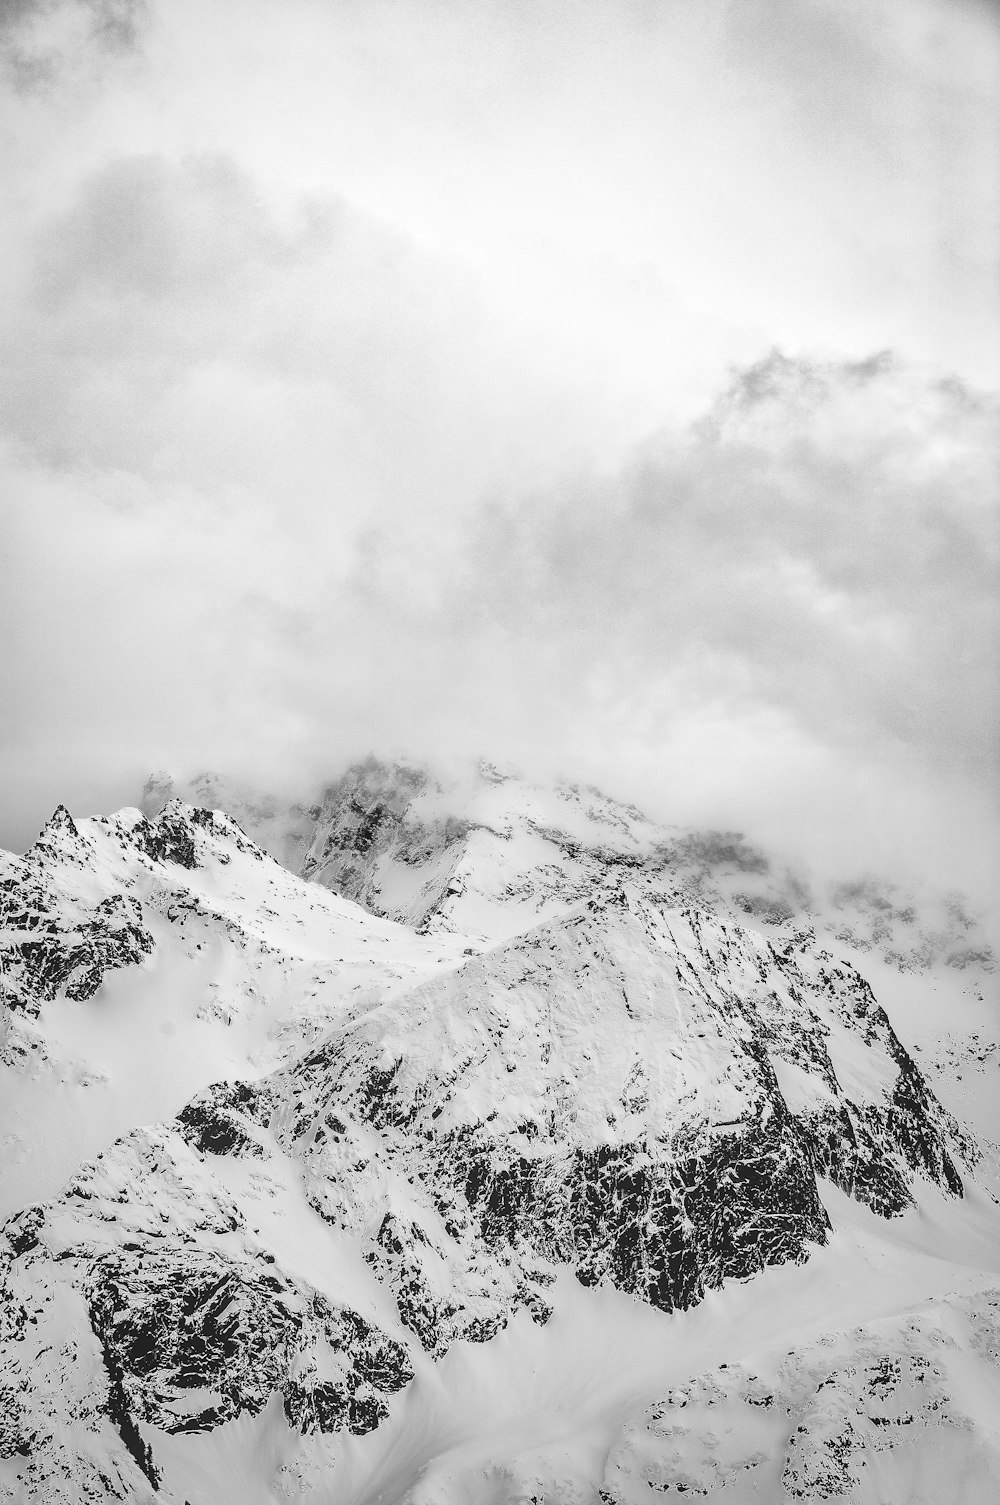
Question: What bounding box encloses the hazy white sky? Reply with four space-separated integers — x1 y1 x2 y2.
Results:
1 0 998 894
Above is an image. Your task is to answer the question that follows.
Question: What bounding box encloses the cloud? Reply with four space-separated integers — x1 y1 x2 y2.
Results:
0 0 145 89
274 349 995 886
0 1 997 904
8 335 994 892
4 151 619 529
452 352 999 787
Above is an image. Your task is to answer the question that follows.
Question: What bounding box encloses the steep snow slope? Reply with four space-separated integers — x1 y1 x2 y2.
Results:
0 800 468 1220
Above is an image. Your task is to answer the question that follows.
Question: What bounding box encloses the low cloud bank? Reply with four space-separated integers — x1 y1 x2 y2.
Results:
1 1 997 900
2 336 996 900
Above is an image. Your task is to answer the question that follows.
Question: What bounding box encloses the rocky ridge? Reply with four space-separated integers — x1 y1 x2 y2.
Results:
142 759 998 974
0 793 469 1072
0 791 474 1229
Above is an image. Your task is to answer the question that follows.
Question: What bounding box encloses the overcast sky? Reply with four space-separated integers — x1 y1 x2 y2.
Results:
1 0 998 897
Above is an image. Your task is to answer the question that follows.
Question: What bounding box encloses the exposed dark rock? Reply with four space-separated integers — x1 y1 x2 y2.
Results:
177 1080 275 1158
135 806 199 868
98 1331 161 1491
0 876 153 1023
735 893 795 926
658 831 771 876
76 1230 415 1440
87 1250 305 1431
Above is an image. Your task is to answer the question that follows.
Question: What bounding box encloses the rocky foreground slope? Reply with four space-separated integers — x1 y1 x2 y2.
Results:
1 763 998 1502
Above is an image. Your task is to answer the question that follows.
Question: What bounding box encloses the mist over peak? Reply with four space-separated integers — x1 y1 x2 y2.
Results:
2 1 997 917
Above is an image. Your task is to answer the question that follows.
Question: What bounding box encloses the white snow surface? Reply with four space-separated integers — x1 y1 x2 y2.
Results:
1 761 998 1503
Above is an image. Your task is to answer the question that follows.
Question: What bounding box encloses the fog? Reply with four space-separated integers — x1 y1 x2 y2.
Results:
1 0 998 900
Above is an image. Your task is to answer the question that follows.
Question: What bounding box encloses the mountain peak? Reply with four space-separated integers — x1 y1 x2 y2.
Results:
32 802 88 862
41 802 79 836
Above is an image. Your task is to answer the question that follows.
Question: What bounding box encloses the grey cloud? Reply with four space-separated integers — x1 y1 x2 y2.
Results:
85 0 145 50
442 352 1000 785
0 37 996 905
0 0 43 35
2 0 145 42
1 0 145 89
266 350 996 882
1 334 996 898
2 152 545 519
32 154 280 303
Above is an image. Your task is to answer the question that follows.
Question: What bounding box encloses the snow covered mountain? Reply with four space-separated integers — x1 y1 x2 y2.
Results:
0 797 471 1221
2 761 999 1502
142 759 997 972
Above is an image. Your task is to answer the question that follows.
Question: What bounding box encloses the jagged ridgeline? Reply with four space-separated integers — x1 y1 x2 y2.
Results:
0 764 993 1501
140 758 996 968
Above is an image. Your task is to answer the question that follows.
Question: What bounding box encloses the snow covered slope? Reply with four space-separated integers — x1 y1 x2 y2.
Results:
144 757 999 1158
2 762 998 1502
2 882 994 1500
0 799 468 1221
